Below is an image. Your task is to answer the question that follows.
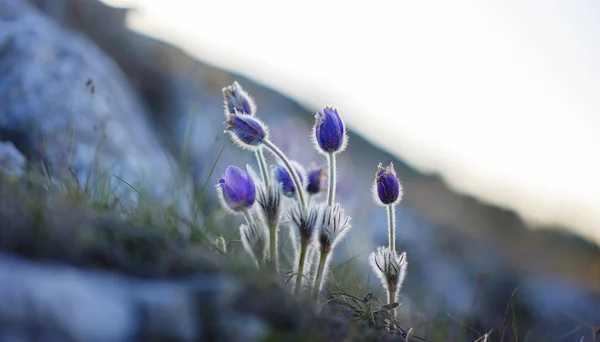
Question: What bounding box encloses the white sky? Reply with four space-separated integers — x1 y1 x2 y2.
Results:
104 0 600 243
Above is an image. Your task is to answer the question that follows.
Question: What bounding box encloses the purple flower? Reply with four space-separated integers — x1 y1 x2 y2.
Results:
306 163 327 195
313 107 347 154
274 161 306 197
224 113 268 149
374 162 403 205
222 81 256 116
218 165 256 211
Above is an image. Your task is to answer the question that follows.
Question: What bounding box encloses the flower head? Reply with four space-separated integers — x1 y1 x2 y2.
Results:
288 202 320 245
256 180 283 226
313 107 347 154
217 165 256 212
224 113 269 150
222 81 256 116
318 203 351 253
373 162 403 205
369 247 408 295
306 163 327 195
274 161 306 197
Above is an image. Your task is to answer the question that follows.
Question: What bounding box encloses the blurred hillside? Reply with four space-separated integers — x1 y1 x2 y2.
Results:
1 0 599 340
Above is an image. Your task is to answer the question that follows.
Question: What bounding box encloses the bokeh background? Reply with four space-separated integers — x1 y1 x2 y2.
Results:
2 0 600 340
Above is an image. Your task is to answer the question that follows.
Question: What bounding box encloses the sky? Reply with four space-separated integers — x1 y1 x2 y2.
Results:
104 0 600 243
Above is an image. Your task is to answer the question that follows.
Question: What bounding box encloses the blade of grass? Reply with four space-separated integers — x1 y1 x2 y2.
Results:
192 143 225 227
113 174 151 210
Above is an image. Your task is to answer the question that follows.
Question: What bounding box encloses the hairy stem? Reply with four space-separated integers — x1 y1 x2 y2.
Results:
312 251 329 299
294 243 308 296
242 209 262 267
327 151 336 207
262 139 306 211
387 204 395 253
387 288 397 319
268 222 279 272
255 147 270 188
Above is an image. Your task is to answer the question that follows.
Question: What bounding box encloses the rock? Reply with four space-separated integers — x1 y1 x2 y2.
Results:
0 141 25 176
0 0 190 212
0 252 269 342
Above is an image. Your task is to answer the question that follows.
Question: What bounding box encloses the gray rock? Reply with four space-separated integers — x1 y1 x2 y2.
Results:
0 252 272 342
0 141 25 176
0 0 190 212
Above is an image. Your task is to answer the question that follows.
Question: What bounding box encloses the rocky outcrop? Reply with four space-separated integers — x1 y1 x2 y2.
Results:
0 0 189 211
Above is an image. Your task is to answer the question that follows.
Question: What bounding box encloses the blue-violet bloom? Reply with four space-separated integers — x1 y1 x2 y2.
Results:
306 163 327 195
218 165 256 212
224 113 268 149
374 162 403 205
313 107 347 154
222 81 256 116
274 161 306 197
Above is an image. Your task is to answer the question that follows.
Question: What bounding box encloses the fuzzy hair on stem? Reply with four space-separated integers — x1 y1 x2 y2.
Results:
256 179 283 271
317 202 351 254
288 202 320 295
240 221 268 268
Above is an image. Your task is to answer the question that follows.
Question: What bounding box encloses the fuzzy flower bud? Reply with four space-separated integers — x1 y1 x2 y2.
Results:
222 81 256 116
217 166 256 212
224 113 269 150
288 202 320 245
374 162 403 205
318 203 351 253
306 163 327 195
274 161 306 197
369 247 408 297
313 107 347 154
256 180 283 227
240 223 267 266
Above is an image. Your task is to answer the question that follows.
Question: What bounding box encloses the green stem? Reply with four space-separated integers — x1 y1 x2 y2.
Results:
268 222 279 272
242 209 262 267
262 139 306 211
255 147 270 188
387 204 395 253
327 151 336 207
294 243 308 296
387 288 397 319
312 251 329 299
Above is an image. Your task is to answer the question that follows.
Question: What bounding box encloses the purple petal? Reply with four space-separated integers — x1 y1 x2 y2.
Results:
220 182 243 211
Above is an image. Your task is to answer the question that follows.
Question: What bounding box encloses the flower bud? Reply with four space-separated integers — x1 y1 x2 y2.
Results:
274 161 306 197
374 162 403 205
313 107 347 154
256 180 283 227
369 247 408 296
288 202 320 245
318 203 351 253
222 81 256 116
306 163 327 195
217 165 256 212
224 113 269 150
